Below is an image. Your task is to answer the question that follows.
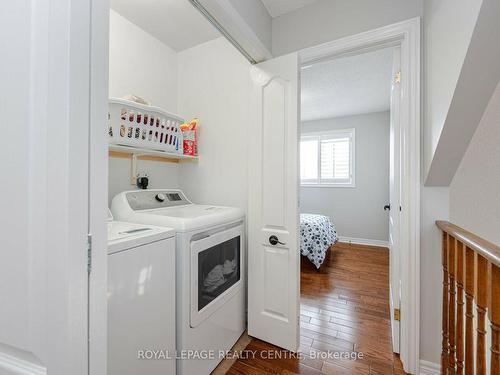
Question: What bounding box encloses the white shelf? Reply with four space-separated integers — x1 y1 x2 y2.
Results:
109 144 198 161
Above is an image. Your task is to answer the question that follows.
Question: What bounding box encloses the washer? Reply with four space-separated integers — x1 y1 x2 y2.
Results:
111 189 245 375
107 210 176 375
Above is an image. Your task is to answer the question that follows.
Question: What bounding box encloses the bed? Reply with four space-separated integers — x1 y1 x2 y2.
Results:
300 214 338 269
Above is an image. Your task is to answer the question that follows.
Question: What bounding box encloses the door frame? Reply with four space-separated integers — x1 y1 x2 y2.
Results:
298 18 421 374
389 46 402 355
88 1 111 375
0 1 98 374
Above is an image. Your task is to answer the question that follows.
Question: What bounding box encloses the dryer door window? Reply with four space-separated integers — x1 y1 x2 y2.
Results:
198 236 240 311
190 224 244 328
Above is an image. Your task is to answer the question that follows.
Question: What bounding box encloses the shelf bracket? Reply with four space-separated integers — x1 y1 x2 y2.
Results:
130 153 138 186
130 152 148 186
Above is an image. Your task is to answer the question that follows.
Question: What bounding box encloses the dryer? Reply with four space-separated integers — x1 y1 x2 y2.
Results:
111 190 245 375
107 211 176 375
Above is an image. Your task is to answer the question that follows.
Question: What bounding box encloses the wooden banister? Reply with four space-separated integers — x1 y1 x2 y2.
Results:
436 221 500 267
436 221 500 375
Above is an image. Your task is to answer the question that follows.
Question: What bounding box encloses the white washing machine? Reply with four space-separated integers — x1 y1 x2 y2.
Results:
107 210 176 375
111 190 246 375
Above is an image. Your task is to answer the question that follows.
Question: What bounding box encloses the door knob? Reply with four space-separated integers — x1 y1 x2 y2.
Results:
384 204 391 211
269 235 285 246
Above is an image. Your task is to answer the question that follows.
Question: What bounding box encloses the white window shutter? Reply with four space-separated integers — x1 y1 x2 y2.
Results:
320 137 350 182
300 129 354 186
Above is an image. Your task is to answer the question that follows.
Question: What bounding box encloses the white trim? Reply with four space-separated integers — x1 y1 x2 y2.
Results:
0 353 46 375
301 129 354 137
338 236 389 248
300 184 356 188
419 360 440 375
88 1 110 375
299 17 421 374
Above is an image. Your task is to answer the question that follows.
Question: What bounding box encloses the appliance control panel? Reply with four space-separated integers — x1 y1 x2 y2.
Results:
126 190 191 211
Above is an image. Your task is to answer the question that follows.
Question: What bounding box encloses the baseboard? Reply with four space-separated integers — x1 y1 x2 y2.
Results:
338 236 389 248
419 360 440 375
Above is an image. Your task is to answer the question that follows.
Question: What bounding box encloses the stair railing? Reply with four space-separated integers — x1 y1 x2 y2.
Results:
436 221 499 375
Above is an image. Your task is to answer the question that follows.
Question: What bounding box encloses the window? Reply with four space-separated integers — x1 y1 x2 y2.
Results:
300 129 355 187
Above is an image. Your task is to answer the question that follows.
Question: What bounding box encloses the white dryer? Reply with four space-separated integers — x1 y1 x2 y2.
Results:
111 190 245 375
107 211 176 375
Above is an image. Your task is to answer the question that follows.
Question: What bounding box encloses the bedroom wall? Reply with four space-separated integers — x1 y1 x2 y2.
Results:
300 111 390 243
107 10 180 204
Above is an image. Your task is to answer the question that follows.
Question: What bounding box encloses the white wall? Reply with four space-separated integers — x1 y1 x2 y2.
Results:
425 0 500 186
107 158 180 204
423 0 483 178
300 112 390 242
447 79 500 375
419 0 484 365
419 186 449 364
271 0 422 56
449 82 500 243
108 10 180 204
421 82 500 374
108 10 178 110
177 37 250 212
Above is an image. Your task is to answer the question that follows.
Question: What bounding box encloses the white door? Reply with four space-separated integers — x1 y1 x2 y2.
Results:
389 47 402 354
0 1 95 374
247 53 300 352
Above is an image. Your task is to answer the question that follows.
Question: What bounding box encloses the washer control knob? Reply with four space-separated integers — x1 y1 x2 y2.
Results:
155 193 166 202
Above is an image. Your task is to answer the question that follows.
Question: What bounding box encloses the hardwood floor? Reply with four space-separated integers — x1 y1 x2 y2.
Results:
226 242 407 375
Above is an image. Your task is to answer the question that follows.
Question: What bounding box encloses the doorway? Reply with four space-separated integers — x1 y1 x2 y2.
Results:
299 39 400 332
246 18 420 374
298 43 402 355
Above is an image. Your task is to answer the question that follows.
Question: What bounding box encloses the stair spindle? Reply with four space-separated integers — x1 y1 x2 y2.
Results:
464 246 475 375
490 264 500 375
456 241 465 375
476 255 488 375
442 232 450 374
449 235 457 373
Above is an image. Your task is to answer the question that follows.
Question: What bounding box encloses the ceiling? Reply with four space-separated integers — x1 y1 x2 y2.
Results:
301 48 394 122
110 0 220 51
260 0 319 17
